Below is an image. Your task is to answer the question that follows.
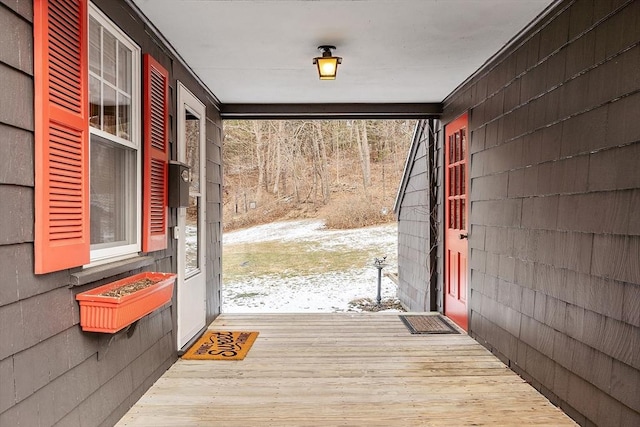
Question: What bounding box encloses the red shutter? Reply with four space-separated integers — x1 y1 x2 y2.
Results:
142 54 169 252
34 0 90 274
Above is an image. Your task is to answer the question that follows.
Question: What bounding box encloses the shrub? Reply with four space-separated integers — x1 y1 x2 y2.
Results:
324 197 394 229
223 200 292 231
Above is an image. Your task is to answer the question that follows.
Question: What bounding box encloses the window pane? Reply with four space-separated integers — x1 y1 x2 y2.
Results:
449 200 454 229
118 44 132 93
89 17 101 75
453 132 459 163
461 129 466 160
449 167 454 197
89 76 101 129
90 136 137 247
89 7 140 260
461 199 466 231
185 113 200 193
117 93 131 140
186 196 200 275
103 30 117 85
449 135 454 163
103 84 117 135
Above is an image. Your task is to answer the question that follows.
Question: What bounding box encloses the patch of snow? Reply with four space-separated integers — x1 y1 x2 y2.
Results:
223 219 400 313
224 219 396 251
223 219 327 245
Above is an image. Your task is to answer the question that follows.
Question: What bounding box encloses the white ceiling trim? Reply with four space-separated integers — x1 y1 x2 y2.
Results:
130 0 556 106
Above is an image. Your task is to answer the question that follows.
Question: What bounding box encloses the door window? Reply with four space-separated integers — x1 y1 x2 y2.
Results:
185 110 203 277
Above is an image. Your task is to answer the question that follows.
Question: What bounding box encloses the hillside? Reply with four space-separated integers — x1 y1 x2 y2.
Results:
222 120 416 231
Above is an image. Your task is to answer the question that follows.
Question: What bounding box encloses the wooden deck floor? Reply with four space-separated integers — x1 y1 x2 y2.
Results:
116 313 576 426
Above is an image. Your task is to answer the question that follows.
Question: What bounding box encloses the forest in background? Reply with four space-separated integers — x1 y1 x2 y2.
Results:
222 120 416 230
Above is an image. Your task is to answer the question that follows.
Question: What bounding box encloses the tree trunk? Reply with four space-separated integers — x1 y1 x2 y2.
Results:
272 121 284 196
314 122 330 204
355 121 371 191
253 121 266 202
333 122 340 184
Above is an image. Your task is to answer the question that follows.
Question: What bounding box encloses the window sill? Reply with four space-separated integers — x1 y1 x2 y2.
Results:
69 255 155 287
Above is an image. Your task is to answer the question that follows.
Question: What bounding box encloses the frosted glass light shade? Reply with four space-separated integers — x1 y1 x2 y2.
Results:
313 46 342 80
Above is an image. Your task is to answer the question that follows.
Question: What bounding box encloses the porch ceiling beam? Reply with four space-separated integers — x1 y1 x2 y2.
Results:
219 103 442 120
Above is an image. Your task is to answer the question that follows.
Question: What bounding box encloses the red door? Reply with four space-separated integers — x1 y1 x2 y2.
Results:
444 113 469 331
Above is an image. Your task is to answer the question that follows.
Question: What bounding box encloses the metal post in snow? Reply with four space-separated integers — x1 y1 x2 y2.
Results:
373 257 388 306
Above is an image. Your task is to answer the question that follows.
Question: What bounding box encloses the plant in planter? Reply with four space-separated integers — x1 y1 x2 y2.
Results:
76 272 176 333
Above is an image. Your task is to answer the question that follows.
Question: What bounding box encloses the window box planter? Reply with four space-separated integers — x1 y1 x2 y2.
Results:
76 272 176 333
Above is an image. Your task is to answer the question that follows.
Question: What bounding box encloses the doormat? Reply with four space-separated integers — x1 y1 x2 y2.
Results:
399 315 460 334
182 331 259 360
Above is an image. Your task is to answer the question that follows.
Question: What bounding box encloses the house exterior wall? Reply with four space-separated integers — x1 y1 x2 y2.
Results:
396 120 444 312
205 120 223 324
396 122 431 310
0 1 222 426
440 0 640 425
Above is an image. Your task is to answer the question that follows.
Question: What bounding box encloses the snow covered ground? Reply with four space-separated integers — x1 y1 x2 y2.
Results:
222 219 400 313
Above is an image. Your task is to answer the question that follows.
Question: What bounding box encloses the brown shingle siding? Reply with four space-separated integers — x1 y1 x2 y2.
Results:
396 124 438 311
0 0 222 425
622 282 640 327
0 0 32 22
436 0 640 423
0 125 34 187
0 5 32 74
560 106 609 157
588 144 640 192
522 195 560 230
0 243 69 305
611 359 640 410
592 235 640 283
566 373 603 425
566 30 596 77
0 63 33 131
469 173 508 202
0 302 25 361
503 79 522 113
558 191 635 235
3 308 173 427
0 355 13 413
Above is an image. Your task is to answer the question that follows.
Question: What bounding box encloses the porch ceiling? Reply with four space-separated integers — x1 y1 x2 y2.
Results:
129 0 556 116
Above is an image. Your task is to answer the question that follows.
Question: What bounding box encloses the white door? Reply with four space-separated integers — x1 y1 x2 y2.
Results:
177 83 206 350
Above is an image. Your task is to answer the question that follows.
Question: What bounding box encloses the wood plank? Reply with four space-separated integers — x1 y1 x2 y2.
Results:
116 313 576 426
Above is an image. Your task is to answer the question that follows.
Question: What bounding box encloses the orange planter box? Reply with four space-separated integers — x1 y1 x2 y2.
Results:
76 272 176 333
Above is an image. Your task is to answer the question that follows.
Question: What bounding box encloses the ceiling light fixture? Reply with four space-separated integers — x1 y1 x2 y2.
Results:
313 45 342 80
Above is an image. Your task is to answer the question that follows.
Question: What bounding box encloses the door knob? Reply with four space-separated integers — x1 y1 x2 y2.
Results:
459 233 468 240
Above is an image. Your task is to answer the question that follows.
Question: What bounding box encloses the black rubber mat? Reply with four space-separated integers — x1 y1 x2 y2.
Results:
399 314 460 334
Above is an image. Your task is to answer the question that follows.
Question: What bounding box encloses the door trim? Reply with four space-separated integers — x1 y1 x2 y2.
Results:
443 112 469 331
176 82 207 350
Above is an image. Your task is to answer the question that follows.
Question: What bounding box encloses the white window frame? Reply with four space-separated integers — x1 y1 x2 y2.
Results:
88 3 142 265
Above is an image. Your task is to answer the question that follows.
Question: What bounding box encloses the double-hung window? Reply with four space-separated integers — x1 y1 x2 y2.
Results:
34 0 168 274
88 5 141 263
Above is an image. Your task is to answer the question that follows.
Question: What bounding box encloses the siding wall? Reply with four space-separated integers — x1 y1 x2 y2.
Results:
397 122 431 310
442 0 640 425
0 1 223 426
205 121 223 323
396 120 445 312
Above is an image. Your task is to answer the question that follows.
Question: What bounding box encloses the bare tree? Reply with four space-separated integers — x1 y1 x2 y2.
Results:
312 121 330 204
252 121 267 201
272 121 284 196
223 119 416 227
333 122 341 183
355 121 371 191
